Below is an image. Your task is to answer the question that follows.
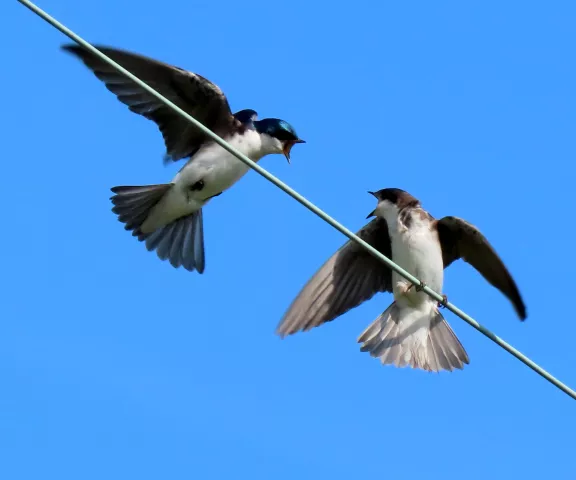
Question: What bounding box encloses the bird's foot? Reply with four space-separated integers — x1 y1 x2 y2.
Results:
405 281 427 294
437 294 448 309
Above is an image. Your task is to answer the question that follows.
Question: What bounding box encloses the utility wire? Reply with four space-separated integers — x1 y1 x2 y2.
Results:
18 0 576 401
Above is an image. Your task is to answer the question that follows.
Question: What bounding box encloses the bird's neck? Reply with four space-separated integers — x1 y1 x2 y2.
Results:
253 120 267 135
380 206 429 235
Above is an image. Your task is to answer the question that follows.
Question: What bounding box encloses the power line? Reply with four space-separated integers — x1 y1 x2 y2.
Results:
17 0 576 401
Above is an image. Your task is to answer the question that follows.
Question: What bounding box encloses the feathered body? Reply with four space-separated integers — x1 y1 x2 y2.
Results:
383 204 444 307
358 196 466 371
141 128 278 233
62 44 304 273
277 188 526 373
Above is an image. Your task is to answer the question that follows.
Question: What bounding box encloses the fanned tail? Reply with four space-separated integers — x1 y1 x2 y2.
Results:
110 185 206 273
357 302 469 372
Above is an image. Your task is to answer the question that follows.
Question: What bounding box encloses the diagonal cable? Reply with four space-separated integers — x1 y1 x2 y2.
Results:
17 0 576 401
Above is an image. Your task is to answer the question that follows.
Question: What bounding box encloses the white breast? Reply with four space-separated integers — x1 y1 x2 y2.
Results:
172 130 267 198
387 211 444 304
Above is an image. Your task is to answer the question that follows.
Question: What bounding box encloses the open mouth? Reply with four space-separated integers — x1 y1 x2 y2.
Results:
283 139 306 163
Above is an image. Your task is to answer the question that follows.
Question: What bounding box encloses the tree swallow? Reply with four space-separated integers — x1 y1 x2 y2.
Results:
277 188 526 372
61 44 305 273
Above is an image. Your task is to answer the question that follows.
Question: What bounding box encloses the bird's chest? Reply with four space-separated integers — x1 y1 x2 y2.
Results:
390 217 444 292
177 132 265 195
202 152 252 192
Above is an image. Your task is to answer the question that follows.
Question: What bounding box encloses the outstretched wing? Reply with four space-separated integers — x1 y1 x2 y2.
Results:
436 216 526 320
62 44 237 163
277 218 394 337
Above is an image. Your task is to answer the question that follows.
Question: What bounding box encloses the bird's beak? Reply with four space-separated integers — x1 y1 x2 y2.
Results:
283 139 306 163
366 192 377 217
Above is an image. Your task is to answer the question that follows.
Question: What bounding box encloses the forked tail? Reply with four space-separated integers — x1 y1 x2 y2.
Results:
357 302 469 372
110 185 206 273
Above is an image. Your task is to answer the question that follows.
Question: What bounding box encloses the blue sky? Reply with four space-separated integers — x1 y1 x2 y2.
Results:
3 0 576 478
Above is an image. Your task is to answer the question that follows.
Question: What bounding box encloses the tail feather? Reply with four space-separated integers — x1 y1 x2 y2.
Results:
110 185 206 273
111 184 172 237
357 302 469 372
167 218 188 265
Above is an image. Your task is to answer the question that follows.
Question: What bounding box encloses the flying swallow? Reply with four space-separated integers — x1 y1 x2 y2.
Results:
277 188 526 372
62 44 305 273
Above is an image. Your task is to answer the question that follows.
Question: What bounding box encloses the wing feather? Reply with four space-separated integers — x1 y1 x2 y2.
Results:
436 216 526 320
62 44 236 162
277 218 393 337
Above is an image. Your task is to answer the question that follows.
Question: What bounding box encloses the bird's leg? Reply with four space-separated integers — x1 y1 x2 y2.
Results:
406 281 427 293
405 280 447 307
437 294 448 309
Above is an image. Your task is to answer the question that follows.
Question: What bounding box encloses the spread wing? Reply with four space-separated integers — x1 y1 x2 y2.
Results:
277 218 393 337
62 44 237 163
436 216 526 320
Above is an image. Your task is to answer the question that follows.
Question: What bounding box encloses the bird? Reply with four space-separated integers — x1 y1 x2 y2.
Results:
277 188 526 373
61 43 305 273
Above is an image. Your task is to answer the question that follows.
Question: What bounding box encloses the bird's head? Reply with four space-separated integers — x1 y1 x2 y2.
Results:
255 118 305 163
366 188 420 219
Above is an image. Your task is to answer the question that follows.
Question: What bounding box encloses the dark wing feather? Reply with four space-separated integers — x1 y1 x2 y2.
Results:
277 218 393 337
62 44 236 163
436 216 526 320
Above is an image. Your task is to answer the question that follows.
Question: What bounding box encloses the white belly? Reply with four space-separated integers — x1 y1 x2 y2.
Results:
140 131 267 232
202 153 251 195
173 130 266 199
390 218 444 305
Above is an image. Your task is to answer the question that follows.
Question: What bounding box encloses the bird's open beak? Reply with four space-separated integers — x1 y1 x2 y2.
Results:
366 191 377 218
283 139 306 163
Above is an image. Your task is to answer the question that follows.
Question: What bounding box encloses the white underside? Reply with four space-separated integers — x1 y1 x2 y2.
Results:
141 130 274 232
379 207 445 304
357 201 468 371
378 206 445 348
173 130 268 196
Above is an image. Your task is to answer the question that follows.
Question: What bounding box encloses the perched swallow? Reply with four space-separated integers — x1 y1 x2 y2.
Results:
62 44 305 273
277 188 526 372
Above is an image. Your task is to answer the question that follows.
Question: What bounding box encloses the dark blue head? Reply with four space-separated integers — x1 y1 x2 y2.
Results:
254 118 305 163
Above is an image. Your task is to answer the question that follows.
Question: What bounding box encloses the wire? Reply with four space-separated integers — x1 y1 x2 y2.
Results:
17 0 576 401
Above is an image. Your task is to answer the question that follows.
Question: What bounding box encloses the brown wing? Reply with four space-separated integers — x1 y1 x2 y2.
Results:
62 44 236 163
277 218 393 337
436 216 526 320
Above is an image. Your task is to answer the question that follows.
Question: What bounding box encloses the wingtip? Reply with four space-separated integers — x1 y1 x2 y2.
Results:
61 43 107 57
275 323 291 338
275 330 288 339
515 296 527 321
60 43 80 53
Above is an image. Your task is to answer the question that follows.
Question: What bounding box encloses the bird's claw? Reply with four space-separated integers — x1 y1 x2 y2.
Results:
405 281 427 294
438 295 448 308
415 281 427 292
